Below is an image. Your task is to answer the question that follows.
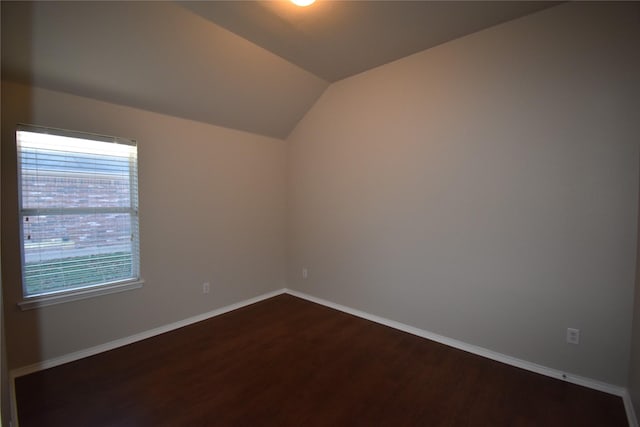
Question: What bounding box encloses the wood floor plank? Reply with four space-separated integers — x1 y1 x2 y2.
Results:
15 294 628 426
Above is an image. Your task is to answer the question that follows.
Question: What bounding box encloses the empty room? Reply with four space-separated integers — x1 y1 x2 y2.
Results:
1 1 640 426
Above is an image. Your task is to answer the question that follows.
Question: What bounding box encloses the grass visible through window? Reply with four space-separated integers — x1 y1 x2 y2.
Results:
24 252 133 296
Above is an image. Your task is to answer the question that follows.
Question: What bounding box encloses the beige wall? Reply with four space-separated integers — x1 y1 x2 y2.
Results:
2 0 639 399
287 2 640 386
0 14 9 416
631 182 640 425
1 1 328 139
1 81 287 369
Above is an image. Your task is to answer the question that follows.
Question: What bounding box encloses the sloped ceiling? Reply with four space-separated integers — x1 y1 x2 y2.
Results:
1 1 558 139
181 1 558 83
1 1 327 139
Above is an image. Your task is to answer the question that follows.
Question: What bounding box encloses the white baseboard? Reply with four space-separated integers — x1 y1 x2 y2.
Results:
10 288 286 380
284 289 629 397
9 288 288 427
8 286 637 427
286 288 639 426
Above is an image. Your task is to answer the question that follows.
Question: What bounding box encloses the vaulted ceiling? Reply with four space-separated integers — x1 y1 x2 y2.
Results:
1 1 558 139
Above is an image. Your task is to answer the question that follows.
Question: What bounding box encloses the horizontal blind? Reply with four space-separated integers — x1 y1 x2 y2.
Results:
17 125 139 297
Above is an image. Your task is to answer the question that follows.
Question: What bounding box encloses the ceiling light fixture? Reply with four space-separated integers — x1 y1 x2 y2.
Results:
291 0 315 7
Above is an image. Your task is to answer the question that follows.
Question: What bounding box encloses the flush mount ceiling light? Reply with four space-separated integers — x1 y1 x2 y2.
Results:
291 0 315 6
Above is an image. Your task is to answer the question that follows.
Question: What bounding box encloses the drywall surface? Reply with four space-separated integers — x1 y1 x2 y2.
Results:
1 81 287 369
1 1 328 139
0 40 10 423
631 195 640 422
287 2 640 386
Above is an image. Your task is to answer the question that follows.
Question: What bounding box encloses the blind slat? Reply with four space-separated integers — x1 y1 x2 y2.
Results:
17 126 140 297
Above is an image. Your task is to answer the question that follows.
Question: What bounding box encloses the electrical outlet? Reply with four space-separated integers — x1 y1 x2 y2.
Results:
566 328 580 344
302 268 308 279
203 282 210 294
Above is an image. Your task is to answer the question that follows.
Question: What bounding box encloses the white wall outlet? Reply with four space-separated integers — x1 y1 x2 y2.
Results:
566 328 580 344
302 268 308 279
202 282 210 294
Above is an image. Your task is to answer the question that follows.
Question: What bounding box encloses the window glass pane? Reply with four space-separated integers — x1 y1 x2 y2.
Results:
17 125 139 298
20 149 132 210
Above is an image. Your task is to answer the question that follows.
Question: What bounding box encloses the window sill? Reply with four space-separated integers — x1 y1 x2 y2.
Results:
18 280 144 310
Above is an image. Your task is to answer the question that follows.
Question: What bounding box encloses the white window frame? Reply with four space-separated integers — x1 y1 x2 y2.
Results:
16 124 143 310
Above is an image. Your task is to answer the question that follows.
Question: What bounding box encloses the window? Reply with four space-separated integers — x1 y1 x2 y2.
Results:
17 124 141 306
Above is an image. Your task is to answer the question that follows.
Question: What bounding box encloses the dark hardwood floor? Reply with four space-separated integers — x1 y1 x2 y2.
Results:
15 294 628 426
